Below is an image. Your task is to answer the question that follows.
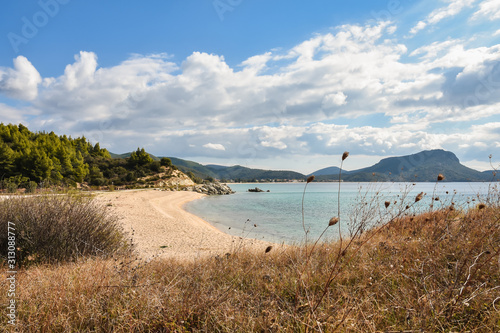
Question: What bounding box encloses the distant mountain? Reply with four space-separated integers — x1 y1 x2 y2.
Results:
308 166 351 177
166 158 220 180
312 150 498 182
163 158 306 182
481 170 498 181
205 165 305 182
204 164 231 171
113 149 498 183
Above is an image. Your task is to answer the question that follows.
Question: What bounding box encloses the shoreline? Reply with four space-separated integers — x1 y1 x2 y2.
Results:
96 189 272 261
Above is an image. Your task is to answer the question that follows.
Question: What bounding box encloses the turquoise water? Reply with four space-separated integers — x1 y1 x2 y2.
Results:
184 182 496 243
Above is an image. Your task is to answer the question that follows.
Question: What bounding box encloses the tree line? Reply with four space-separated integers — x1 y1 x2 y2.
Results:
0 123 173 192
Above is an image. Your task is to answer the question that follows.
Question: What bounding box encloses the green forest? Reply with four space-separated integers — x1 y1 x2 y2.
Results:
0 123 173 192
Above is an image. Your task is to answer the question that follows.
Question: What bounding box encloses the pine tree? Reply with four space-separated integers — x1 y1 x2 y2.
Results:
0 142 15 176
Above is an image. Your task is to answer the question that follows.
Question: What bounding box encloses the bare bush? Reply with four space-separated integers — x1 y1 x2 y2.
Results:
0 194 130 266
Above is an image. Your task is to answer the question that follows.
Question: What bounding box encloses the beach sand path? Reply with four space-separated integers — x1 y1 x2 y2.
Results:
96 189 271 261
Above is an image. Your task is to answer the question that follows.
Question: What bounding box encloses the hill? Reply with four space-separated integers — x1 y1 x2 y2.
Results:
0 123 190 192
162 157 305 182
0 123 108 190
206 165 305 182
166 158 220 181
313 149 498 182
307 166 351 177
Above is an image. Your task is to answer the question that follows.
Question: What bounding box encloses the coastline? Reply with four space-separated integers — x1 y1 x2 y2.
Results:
96 189 273 261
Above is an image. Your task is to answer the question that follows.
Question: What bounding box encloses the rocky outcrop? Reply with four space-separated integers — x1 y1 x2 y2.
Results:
185 183 235 195
248 187 269 192
138 169 196 188
158 169 196 187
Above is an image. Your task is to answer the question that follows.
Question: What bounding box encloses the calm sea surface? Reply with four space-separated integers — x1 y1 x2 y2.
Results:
184 182 496 243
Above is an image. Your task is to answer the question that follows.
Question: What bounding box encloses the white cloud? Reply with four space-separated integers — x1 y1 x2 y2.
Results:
240 52 272 73
62 51 98 90
0 103 38 124
322 92 347 108
410 0 478 35
203 143 226 151
409 21 428 35
410 39 461 59
0 18 499 170
0 56 41 100
471 0 500 20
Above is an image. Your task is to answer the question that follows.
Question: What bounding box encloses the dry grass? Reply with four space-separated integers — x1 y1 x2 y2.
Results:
0 194 131 267
1 196 499 332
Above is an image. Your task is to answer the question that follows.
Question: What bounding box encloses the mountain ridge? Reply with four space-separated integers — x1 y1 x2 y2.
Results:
108 149 498 183
314 150 498 182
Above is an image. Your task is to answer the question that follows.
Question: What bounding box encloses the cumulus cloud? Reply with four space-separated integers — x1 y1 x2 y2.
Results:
0 56 41 100
0 13 498 170
322 92 347 108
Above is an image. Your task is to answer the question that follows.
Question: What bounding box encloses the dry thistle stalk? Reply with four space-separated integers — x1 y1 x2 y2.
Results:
328 217 339 226
437 173 445 181
342 151 349 161
306 175 315 183
415 192 424 202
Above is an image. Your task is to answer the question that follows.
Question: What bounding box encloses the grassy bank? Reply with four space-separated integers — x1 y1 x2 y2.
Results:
1 190 499 332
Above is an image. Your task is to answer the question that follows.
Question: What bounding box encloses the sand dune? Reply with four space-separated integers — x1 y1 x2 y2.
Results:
96 189 271 261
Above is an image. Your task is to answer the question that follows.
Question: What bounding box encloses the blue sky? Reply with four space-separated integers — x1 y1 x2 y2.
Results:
1 0 500 173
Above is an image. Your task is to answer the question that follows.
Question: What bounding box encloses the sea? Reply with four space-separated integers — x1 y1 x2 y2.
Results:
184 182 497 244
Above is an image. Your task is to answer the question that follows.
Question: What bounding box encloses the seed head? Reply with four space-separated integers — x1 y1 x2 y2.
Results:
342 151 349 161
477 203 486 210
328 217 339 226
384 201 390 208
306 175 315 183
265 246 273 253
415 192 424 202
437 174 445 181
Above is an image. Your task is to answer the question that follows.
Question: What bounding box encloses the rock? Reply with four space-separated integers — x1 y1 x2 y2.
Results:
190 183 235 195
248 187 265 192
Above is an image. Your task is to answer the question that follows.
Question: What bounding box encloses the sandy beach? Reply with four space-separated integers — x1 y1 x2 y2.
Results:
96 189 272 261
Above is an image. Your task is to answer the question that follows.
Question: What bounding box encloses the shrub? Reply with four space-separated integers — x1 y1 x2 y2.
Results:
6 181 17 193
24 181 38 193
149 161 162 172
160 157 172 167
0 194 130 267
